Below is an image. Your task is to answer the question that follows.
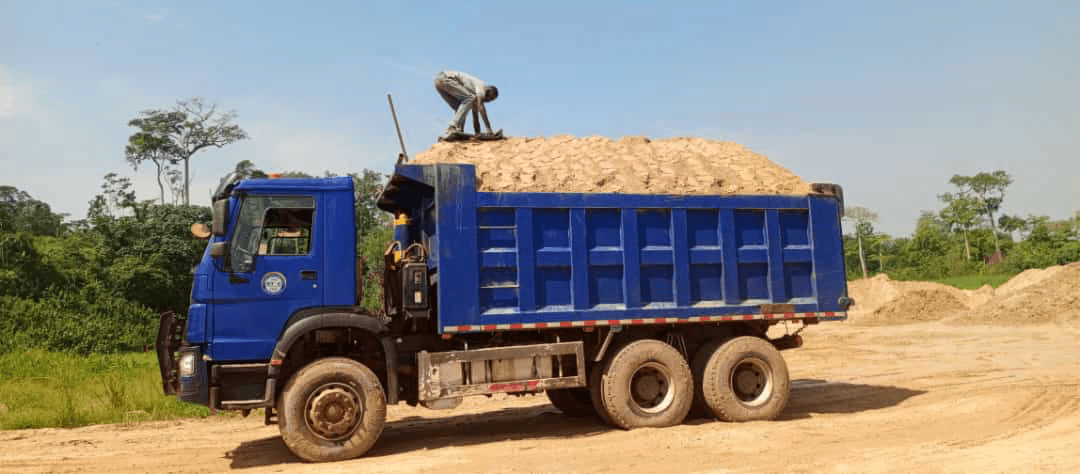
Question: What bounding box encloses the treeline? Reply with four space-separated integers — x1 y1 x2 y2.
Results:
843 171 1080 280
0 163 391 354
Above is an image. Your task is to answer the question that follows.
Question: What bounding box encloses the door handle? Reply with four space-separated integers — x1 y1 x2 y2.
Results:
301 270 318 280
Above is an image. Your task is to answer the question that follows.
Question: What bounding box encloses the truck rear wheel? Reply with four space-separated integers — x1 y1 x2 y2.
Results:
588 361 616 426
546 388 596 417
278 357 386 462
696 336 789 422
595 339 693 429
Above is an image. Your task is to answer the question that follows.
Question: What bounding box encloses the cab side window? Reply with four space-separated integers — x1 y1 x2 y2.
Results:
258 208 313 256
229 196 316 272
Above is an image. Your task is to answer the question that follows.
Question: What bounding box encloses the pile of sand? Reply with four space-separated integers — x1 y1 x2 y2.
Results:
866 290 970 325
847 274 989 325
953 263 1080 325
411 135 813 195
847 262 1080 326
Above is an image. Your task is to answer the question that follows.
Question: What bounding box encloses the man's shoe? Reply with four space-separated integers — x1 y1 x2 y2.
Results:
439 129 471 142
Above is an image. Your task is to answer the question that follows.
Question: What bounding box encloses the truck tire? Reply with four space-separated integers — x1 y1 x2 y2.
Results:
546 388 596 417
689 338 725 419
588 361 616 426
278 357 386 462
697 336 789 422
596 339 693 429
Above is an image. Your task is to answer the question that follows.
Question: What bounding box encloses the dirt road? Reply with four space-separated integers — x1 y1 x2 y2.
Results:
2 322 1078 473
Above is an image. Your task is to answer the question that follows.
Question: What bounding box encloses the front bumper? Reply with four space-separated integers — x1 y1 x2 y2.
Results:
156 310 209 405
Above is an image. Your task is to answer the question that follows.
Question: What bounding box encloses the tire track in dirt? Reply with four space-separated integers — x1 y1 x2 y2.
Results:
944 382 1080 450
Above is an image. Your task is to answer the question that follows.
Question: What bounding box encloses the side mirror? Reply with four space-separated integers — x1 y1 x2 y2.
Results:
212 199 229 236
209 242 228 258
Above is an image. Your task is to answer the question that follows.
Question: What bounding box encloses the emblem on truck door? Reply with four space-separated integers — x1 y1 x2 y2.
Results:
261 272 287 296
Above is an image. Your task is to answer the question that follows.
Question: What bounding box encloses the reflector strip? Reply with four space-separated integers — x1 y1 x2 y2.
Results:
442 311 846 333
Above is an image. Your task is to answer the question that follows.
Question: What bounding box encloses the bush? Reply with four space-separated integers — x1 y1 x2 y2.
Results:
0 291 156 354
0 350 210 429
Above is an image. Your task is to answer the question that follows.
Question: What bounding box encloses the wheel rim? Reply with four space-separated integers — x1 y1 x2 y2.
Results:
628 362 676 414
729 357 772 407
305 382 363 441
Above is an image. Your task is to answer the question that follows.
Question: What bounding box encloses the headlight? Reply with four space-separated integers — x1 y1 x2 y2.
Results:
179 353 196 377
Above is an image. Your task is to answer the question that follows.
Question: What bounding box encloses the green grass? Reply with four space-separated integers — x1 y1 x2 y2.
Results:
0 350 212 430
932 273 1016 290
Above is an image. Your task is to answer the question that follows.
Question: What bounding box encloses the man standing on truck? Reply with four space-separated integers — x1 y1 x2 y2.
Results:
434 69 499 140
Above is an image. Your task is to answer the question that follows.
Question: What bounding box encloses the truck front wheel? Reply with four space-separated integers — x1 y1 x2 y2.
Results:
694 336 789 422
595 339 693 429
278 357 386 462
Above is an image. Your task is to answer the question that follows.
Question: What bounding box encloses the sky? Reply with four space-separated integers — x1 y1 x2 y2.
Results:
1 0 1077 236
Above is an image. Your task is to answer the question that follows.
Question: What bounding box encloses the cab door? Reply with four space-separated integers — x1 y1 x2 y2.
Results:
209 194 323 361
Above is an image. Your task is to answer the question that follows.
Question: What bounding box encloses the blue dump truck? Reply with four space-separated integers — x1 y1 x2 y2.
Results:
158 162 851 462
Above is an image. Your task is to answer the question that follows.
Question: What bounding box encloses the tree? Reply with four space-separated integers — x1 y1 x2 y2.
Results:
947 171 1012 254
126 114 182 204
0 186 66 236
938 192 981 260
843 206 878 279
350 169 388 238
997 214 1030 240
234 159 268 179
126 98 248 205
87 173 136 219
165 167 185 204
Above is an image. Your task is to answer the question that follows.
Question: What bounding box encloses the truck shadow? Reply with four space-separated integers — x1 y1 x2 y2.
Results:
226 403 610 468
777 379 927 421
226 380 925 469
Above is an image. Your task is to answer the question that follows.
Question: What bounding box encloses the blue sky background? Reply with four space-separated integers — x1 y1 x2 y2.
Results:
1 0 1077 236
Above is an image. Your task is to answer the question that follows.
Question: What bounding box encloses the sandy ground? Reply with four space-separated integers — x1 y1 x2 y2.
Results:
2 321 1078 473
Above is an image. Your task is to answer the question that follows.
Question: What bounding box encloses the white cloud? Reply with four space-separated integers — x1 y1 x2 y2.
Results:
0 67 31 120
0 68 35 149
144 11 166 23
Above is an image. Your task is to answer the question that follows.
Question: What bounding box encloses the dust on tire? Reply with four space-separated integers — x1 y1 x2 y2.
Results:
699 336 789 422
596 339 693 429
278 357 387 462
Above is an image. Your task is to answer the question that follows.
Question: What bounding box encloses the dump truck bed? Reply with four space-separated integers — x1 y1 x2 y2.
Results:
378 164 849 334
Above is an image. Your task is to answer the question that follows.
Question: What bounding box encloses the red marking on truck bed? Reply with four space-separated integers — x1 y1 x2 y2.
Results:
743 314 755 320
510 323 524 329
607 320 620 325
560 321 573 327
457 326 471 332
482 325 497 331
489 380 540 393
632 319 645 324
583 320 596 326
784 312 796 318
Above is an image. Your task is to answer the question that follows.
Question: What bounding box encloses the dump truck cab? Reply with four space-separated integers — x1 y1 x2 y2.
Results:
160 175 361 407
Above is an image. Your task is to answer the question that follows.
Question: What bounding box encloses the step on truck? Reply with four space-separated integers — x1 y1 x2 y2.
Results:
157 162 851 462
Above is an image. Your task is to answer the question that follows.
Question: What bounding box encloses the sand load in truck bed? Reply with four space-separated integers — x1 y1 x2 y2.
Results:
411 135 813 195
